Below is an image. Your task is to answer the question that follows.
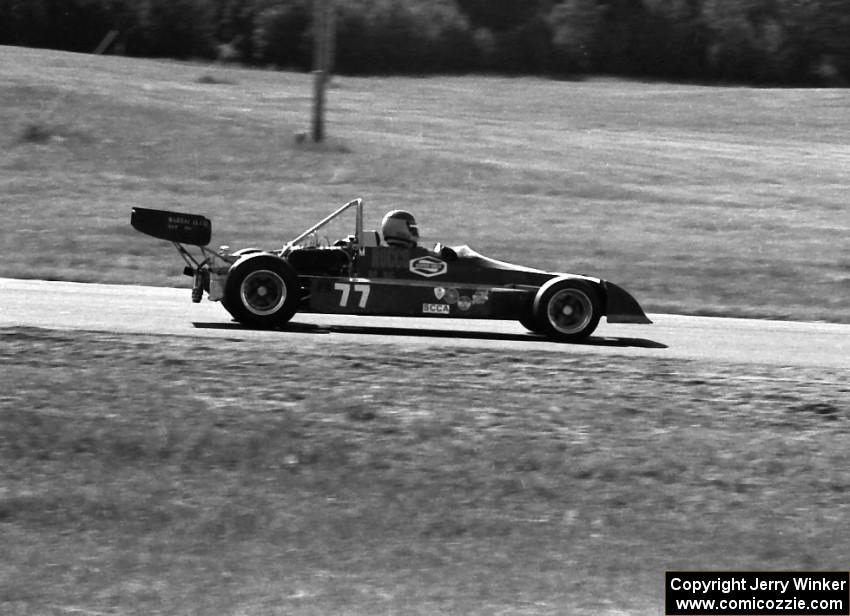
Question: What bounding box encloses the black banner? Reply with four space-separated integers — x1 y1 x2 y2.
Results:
666 572 849 616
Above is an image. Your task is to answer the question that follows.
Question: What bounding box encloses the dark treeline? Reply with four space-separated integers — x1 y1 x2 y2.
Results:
1 0 848 85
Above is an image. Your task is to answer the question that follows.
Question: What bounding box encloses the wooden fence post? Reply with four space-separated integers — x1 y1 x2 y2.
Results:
311 0 334 143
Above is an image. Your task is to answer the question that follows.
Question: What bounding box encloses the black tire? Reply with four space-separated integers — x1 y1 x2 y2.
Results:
532 278 602 342
223 248 265 316
518 310 545 335
223 254 299 328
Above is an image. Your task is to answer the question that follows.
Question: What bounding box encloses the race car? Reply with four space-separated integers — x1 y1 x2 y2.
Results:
130 198 651 341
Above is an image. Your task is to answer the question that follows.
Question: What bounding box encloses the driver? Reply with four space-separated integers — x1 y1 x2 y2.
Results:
381 210 420 248
380 209 457 260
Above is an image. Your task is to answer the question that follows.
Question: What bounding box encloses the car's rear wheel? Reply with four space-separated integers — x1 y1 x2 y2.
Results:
223 254 299 328
533 279 601 342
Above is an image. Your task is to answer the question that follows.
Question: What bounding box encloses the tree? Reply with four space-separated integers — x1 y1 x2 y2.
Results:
780 0 850 83
455 0 553 31
335 0 475 74
253 0 310 68
639 0 709 79
136 0 217 59
0 0 49 47
0 0 846 84
212 0 257 61
547 0 602 73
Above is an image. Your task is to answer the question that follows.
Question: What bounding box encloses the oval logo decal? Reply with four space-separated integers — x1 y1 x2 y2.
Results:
410 256 447 277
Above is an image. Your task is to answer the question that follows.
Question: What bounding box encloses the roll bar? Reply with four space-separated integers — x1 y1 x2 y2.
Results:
283 198 364 252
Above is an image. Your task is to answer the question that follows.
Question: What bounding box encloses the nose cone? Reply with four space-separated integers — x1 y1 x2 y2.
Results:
603 281 652 324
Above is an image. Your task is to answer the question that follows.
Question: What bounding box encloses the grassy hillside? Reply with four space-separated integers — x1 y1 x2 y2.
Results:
1 45 849 322
2 46 849 616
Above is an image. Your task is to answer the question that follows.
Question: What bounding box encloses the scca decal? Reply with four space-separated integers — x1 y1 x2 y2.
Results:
410 256 447 277
422 303 450 314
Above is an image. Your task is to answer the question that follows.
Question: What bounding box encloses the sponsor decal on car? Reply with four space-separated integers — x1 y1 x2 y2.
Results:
422 303 450 315
410 256 447 277
472 290 489 304
167 214 207 228
371 249 409 271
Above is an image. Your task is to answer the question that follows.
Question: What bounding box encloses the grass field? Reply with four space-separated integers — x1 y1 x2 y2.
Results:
2 46 850 615
1 45 848 322
2 328 848 615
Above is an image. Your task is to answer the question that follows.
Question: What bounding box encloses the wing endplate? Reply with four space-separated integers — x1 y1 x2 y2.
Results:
603 281 652 324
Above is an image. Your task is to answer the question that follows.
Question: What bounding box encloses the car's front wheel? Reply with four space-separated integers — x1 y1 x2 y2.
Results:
223 254 299 328
533 278 601 342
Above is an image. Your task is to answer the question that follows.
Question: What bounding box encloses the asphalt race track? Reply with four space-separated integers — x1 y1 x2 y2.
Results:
1 277 848 370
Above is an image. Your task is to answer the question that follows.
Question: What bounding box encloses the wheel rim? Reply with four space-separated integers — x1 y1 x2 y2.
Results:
546 288 593 335
240 269 287 316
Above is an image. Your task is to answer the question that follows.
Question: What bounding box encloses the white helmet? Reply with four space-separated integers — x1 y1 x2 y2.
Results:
381 210 419 248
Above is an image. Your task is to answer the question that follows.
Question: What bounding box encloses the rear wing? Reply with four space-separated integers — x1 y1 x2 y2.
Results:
131 207 211 246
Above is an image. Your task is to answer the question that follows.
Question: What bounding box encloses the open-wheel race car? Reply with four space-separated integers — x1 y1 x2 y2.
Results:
131 198 651 342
